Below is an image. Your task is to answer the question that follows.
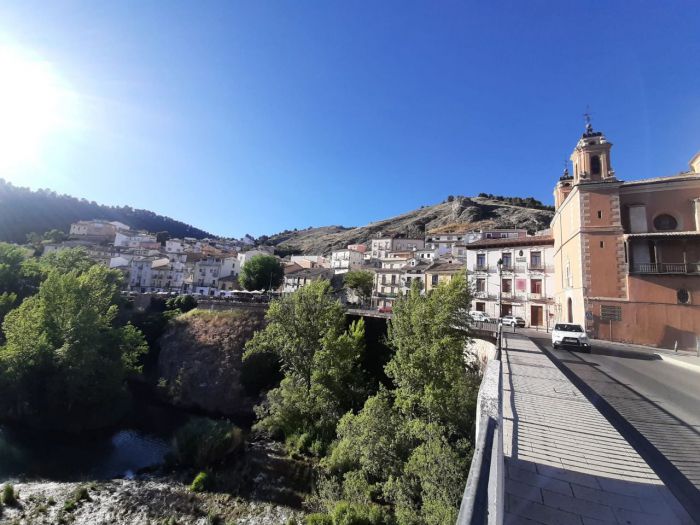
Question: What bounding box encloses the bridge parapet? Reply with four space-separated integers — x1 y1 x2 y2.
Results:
457 324 504 525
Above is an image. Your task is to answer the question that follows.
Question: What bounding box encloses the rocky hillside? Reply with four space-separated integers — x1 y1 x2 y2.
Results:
157 307 279 419
265 196 554 255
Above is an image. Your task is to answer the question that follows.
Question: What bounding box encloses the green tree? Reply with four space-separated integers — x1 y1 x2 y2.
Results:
343 270 374 306
0 264 148 430
320 276 479 524
166 294 198 313
39 248 95 276
244 280 367 452
0 243 27 294
43 229 68 243
156 231 170 245
239 254 284 291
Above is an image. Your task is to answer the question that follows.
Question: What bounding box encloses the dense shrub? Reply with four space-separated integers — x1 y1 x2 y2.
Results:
190 471 210 492
166 294 198 313
305 514 333 525
331 501 392 525
304 502 392 525
172 417 244 469
1 484 17 506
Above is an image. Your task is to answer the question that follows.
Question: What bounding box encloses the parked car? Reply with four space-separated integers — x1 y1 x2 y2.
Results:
501 315 526 327
552 323 590 351
469 311 493 323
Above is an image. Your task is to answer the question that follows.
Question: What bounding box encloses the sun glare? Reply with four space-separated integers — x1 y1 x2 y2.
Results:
0 46 72 174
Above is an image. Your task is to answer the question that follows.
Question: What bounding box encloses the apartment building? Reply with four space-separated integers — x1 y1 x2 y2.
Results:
150 254 187 292
370 236 424 260
424 260 465 292
371 254 412 309
183 255 238 295
290 255 329 269
552 122 700 348
128 256 157 292
114 230 158 249
425 227 527 255
330 248 364 274
283 267 334 295
466 235 555 327
69 220 129 242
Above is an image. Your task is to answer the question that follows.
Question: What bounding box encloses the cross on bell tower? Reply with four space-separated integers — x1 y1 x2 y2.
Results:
583 107 594 134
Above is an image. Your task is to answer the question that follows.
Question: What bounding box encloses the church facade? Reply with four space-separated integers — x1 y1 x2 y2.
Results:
552 122 700 349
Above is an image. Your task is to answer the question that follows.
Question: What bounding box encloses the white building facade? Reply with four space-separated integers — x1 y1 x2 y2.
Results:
466 236 555 328
330 248 364 274
370 237 424 260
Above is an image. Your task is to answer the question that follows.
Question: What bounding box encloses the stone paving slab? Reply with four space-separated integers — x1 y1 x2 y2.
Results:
502 333 694 525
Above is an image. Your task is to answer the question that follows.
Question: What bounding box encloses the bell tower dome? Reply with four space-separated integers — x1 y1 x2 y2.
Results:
570 115 615 183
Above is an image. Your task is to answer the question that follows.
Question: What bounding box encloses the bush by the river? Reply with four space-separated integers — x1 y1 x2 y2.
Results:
1 483 18 506
190 471 210 492
172 417 244 469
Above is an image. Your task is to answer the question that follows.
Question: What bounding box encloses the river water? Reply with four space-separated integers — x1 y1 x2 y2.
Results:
0 400 190 482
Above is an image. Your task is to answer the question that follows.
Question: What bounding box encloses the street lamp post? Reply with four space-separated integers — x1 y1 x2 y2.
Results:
497 258 503 321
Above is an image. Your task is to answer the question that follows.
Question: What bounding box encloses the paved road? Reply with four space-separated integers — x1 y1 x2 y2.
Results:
502 333 693 524
529 334 700 518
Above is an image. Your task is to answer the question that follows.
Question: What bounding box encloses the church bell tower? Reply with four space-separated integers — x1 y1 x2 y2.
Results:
570 114 615 184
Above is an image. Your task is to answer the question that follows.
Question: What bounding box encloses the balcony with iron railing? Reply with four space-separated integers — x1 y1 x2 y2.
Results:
472 263 489 272
628 262 700 275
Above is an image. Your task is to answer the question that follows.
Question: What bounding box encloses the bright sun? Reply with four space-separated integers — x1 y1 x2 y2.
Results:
0 46 71 174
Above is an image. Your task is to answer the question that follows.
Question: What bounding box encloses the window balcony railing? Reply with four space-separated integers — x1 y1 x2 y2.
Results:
376 292 398 298
473 264 488 272
629 262 700 274
474 290 488 298
501 291 513 298
527 263 544 271
529 292 542 300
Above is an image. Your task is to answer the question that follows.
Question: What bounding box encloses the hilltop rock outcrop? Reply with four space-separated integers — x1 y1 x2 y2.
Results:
264 195 554 255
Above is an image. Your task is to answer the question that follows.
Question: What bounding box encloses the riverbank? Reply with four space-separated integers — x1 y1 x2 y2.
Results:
1 477 304 525
1 439 311 525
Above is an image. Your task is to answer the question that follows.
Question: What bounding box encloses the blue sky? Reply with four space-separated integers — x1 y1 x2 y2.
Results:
1 1 698 237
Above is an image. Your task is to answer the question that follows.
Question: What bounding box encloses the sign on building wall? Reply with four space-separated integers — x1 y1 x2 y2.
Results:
600 305 622 321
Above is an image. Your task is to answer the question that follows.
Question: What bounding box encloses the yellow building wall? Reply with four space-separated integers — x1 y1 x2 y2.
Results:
552 187 586 324
424 272 457 293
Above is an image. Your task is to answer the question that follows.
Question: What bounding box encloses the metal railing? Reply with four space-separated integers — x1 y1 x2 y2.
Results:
457 324 504 525
629 262 700 274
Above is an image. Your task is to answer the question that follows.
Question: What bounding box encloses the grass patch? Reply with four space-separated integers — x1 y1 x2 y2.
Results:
1 484 18 506
63 485 91 513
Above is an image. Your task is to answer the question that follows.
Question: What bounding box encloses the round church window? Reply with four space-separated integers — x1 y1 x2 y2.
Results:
677 289 690 304
653 214 678 231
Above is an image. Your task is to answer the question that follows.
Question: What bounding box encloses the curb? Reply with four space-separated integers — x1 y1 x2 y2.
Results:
655 353 700 374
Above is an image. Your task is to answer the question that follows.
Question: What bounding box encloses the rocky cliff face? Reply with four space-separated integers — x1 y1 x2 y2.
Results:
264 196 554 255
157 308 275 418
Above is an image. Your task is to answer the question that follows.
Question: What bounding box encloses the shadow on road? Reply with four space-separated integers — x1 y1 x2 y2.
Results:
531 338 700 521
589 344 663 361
